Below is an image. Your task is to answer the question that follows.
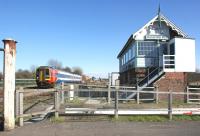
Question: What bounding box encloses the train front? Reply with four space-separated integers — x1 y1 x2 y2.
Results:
36 66 57 88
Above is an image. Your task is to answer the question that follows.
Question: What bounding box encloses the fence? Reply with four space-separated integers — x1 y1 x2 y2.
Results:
71 86 158 104
65 85 200 120
0 79 36 87
15 84 200 127
15 83 67 127
70 85 200 103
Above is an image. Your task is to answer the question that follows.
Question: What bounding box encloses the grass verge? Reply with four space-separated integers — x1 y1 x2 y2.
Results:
112 115 200 122
50 116 65 123
65 97 81 104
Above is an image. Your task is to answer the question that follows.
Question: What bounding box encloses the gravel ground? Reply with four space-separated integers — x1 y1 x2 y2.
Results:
1 120 200 136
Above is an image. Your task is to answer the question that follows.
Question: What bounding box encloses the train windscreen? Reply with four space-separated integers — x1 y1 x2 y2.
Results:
38 68 50 81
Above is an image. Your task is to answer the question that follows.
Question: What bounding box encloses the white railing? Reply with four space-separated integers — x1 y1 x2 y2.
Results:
187 87 200 103
163 55 175 72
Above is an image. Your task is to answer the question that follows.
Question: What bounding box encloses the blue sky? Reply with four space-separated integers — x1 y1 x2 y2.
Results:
0 0 199 77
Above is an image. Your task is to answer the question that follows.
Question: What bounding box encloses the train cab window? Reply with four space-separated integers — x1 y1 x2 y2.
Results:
45 69 50 77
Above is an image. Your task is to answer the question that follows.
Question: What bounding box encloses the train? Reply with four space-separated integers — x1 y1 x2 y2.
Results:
35 66 82 88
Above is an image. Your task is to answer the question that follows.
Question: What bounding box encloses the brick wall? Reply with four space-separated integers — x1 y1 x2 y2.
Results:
120 67 158 86
120 69 137 86
154 72 187 100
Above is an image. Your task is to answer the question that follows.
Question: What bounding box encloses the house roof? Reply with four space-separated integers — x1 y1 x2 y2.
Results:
117 13 188 58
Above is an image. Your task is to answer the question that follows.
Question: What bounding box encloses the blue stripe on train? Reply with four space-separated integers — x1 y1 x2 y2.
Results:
56 79 80 84
56 73 81 79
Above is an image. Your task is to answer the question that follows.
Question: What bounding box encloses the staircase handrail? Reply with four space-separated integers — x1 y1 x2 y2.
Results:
137 67 162 87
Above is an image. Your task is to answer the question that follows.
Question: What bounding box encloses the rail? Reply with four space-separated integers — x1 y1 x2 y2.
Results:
137 67 163 87
72 86 200 103
0 79 36 86
163 55 175 72
187 87 200 103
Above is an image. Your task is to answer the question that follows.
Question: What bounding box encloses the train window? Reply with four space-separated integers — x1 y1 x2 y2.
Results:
45 69 50 77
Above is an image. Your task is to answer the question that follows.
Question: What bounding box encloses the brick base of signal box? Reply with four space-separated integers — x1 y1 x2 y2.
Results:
154 72 188 101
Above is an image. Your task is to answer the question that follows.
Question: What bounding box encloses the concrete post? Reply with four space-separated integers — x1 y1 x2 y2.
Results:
3 38 17 130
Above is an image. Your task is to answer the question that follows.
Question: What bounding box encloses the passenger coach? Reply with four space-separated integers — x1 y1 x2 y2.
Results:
36 66 82 88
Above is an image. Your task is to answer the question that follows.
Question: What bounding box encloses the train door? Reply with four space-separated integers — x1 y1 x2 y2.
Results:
39 70 44 81
39 68 50 81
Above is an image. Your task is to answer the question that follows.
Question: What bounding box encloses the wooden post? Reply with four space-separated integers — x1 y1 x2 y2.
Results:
168 90 172 121
88 86 90 101
186 86 189 103
54 90 59 118
108 73 111 104
115 80 120 119
147 68 149 85
3 38 17 130
19 92 23 126
69 84 74 101
15 90 19 117
60 82 64 104
156 86 159 104
137 86 140 104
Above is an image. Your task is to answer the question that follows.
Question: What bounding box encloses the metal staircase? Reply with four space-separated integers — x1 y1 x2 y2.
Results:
125 67 164 100
138 67 164 88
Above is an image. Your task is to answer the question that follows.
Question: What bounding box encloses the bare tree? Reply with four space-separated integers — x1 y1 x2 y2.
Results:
30 65 38 79
62 66 72 73
30 65 37 73
16 69 33 79
72 67 83 75
47 59 62 69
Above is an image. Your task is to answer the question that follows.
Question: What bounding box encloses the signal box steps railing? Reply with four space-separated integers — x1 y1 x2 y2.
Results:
138 67 164 88
187 87 200 103
110 86 136 100
125 86 156 100
125 67 164 100
110 86 156 101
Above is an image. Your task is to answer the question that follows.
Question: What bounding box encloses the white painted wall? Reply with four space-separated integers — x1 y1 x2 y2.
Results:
136 58 145 67
174 38 195 72
135 22 170 40
111 73 119 86
136 58 156 67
